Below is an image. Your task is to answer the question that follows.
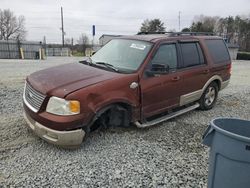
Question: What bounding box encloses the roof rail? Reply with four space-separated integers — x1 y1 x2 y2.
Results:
137 31 172 35
137 31 214 36
169 32 214 36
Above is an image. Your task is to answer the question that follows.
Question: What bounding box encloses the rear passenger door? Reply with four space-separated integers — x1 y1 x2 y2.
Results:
178 41 210 106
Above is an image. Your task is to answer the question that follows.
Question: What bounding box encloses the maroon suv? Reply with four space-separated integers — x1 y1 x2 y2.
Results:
23 32 231 147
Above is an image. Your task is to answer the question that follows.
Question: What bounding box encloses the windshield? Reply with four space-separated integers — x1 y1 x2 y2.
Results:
91 39 152 73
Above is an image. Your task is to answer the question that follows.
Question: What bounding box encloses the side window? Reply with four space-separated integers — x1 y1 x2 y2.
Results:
151 44 178 70
205 39 230 64
180 42 205 68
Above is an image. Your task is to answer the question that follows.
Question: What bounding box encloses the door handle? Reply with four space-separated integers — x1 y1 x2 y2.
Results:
203 70 210 74
171 76 180 81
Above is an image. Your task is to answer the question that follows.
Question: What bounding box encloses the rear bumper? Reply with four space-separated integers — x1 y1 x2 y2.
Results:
23 111 85 147
221 80 230 90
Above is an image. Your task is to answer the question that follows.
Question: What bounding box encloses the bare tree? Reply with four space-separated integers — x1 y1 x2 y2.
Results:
190 15 219 33
188 14 250 51
77 33 89 55
64 38 72 45
77 33 89 45
0 9 26 41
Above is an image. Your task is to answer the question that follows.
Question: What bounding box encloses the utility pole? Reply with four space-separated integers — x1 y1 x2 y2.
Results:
43 36 47 56
178 11 181 32
61 6 65 47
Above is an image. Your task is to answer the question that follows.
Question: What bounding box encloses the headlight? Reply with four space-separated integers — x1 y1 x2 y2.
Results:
46 96 80 115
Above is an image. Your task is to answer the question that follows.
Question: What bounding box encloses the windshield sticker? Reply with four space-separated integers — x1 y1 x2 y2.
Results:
130 43 146 50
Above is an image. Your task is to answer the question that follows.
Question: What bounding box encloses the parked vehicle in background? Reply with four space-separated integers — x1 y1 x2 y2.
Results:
23 32 231 147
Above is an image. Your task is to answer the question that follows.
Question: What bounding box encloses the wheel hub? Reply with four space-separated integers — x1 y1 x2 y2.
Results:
205 87 216 106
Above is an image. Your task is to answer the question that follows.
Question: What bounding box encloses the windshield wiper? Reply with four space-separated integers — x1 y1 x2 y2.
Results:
79 57 95 66
95 62 119 72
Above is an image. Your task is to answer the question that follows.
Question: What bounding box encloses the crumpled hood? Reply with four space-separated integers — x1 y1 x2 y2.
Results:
27 63 119 97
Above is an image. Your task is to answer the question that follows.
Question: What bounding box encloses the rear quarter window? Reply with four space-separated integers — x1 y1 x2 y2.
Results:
205 39 230 64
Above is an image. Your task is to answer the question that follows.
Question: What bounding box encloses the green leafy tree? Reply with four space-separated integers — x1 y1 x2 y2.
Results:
181 28 191 32
140 19 166 32
190 22 204 32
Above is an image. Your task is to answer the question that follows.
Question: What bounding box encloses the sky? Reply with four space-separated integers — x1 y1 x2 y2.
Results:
1 0 250 44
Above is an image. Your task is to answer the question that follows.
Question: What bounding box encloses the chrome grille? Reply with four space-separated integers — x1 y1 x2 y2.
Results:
23 82 46 112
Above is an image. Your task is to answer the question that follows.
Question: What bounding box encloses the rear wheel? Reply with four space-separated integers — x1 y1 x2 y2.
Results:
199 82 218 110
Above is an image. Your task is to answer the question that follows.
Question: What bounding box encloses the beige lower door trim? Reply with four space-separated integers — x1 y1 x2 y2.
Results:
179 75 224 106
180 90 203 106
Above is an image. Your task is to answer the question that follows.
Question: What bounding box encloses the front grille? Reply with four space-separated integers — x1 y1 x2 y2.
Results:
23 82 46 112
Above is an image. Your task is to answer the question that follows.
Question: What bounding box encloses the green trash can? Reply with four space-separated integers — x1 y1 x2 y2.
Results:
203 118 250 188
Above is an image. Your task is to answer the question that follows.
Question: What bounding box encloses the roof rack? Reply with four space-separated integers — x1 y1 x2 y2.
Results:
137 31 172 35
169 32 214 36
137 31 214 36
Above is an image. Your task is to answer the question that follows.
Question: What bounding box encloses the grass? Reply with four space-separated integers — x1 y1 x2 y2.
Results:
237 51 250 60
72 51 85 57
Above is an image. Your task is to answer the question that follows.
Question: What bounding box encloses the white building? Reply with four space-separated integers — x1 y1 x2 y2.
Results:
99 34 122 46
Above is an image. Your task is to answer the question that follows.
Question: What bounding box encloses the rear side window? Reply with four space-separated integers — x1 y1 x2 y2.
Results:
180 42 205 68
205 39 230 64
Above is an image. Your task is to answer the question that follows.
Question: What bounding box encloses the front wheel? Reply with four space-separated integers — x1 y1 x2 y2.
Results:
199 82 218 110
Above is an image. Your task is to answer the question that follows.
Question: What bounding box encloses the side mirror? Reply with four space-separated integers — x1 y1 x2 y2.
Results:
146 64 169 77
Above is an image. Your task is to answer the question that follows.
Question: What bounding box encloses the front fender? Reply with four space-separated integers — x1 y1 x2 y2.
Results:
66 73 141 125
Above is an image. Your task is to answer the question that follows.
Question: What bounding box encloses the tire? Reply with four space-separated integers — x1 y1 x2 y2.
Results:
199 82 218 110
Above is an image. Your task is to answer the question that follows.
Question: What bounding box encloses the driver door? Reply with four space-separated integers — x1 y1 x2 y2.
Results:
140 42 183 118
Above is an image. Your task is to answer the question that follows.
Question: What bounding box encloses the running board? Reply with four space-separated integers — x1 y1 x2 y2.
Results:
135 103 200 128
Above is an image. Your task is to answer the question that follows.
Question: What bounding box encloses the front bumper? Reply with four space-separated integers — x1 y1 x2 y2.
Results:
23 111 85 147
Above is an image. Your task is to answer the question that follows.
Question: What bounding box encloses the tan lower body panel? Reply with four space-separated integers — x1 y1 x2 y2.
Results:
180 79 230 106
180 90 203 106
23 112 85 147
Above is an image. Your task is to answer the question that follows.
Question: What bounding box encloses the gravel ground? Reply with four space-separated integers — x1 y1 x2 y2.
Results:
0 58 250 187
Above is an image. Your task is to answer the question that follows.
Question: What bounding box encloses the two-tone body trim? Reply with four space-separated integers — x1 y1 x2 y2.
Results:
180 75 228 106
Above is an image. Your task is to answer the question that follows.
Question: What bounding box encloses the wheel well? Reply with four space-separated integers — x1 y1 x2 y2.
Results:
212 79 221 90
90 102 132 131
97 102 132 117
115 102 132 114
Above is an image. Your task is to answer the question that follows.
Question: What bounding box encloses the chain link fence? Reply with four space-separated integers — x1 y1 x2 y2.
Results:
46 48 71 56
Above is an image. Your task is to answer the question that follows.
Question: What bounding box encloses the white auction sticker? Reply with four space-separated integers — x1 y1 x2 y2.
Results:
130 43 146 50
